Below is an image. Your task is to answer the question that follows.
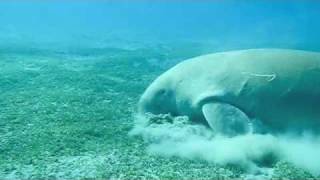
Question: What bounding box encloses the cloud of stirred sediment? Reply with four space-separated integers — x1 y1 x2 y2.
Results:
130 114 320 177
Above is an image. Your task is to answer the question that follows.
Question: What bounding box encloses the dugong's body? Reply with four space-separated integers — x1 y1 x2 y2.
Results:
138 49 320 136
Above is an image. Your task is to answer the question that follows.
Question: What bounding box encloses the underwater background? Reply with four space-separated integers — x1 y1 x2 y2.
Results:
1 0 320 179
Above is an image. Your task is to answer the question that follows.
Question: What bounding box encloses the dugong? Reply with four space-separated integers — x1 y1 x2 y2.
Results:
138 49 320 136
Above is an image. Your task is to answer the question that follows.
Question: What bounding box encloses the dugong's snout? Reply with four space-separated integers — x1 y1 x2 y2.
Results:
138 86 177 116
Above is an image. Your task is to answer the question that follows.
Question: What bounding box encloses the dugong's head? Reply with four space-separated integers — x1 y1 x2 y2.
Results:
138 74 177 116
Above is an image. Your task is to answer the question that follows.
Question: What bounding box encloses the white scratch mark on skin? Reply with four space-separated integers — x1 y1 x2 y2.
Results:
242 72 277 82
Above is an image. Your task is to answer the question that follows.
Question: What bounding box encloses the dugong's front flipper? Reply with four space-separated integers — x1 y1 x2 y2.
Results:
202 103 251 137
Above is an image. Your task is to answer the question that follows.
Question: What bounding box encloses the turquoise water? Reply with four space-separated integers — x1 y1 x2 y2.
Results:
1 1 320 179
1 1 320 51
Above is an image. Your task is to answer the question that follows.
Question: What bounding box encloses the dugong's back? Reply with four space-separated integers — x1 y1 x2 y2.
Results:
168 49 320 133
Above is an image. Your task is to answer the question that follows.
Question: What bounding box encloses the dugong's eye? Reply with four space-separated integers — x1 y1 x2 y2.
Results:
156 89 166 96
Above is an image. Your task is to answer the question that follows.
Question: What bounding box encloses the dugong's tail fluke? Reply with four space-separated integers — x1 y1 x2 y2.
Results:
202 102 251 137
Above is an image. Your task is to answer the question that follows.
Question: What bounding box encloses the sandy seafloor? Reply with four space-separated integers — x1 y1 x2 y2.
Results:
0 43 319 180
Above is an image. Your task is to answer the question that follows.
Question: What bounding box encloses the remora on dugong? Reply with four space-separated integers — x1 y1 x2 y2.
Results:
138 49 320 136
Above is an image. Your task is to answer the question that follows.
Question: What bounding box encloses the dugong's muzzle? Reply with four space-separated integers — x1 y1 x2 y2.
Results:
138 86 177 117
